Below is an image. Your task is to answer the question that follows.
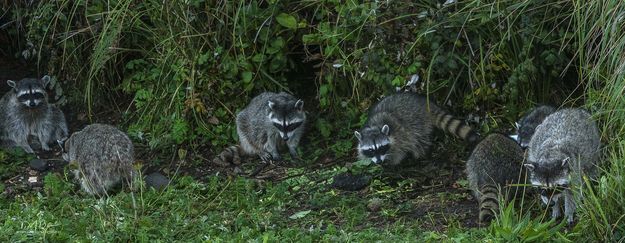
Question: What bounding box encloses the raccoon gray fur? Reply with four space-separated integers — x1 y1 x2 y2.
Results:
62 124 136 196
354 92 479 166
525 108 601 224
513 105 556 148
466 133 525 224
212 92 306 166
0 76 68 153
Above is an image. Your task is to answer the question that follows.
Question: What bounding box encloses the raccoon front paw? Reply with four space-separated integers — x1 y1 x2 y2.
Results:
21 145 35 154
566 213 575 225
271 153 283 162
288 148 299 160
551 206 561 220
41 144 51 151
259 152 273 162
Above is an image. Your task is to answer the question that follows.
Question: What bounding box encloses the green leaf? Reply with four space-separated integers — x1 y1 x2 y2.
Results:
302 34 321 44
289 210 311 219
242 71 253 83
276 13 297 29
353 159 373 167
252 54 266 63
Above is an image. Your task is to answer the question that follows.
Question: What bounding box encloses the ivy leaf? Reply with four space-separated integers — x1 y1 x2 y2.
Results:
289 210 311 219
276 13 297 30
241 71 253 83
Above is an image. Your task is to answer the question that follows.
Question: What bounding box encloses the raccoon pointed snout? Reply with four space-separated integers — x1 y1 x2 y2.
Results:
282 134 289 141
371 155 386 164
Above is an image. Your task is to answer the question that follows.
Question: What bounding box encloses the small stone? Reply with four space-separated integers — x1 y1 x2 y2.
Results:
145 172 170 190
28 176 38 184
29 159 48 172
329 172 372 191
367 197 384 212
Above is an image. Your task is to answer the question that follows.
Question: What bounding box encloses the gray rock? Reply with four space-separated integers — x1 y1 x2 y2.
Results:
145 172 170 190
329 172 372 191
29 159 48 172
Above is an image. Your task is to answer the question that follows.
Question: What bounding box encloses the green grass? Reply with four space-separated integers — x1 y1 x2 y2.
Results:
0 146 577 242
573 1 625 241
0 172 464 241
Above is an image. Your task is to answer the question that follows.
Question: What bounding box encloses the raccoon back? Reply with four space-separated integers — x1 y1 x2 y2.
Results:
517 105 556 147
528 108 601 174
67 124 135 195
368 93 479 143
365 93 436 158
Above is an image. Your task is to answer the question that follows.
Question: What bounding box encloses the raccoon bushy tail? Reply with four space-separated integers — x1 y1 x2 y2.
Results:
212 145 242 166
429 106 479 144
478 184 500 224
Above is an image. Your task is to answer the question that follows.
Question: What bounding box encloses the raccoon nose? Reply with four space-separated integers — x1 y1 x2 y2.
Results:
374 155 384 164
282 135 289 141
28 101 37 107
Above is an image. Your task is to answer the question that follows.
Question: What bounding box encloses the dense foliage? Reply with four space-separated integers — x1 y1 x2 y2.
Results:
2 0 581 147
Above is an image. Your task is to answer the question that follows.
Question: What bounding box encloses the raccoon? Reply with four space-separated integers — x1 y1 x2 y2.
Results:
466 133 526 224
512 105 556 148
213 92 306 166
0 76 68 153
525 108 601 224
62 123 136 196
354 92 479 166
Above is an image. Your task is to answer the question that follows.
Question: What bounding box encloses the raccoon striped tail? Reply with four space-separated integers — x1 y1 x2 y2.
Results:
212 145 242 167
478 184 500 224
430 107 479 144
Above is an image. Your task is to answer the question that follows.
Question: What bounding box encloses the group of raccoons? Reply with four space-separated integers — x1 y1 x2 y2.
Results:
0 75 601 225
0 75 135 196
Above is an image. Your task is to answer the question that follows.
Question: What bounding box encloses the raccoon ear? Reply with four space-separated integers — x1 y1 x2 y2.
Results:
354 131 362 141
524 163 536 172
41 75 51 86
295 99 304 111
7 80 16 89
267 100 275 110
381 124 390 135
561 157 570 167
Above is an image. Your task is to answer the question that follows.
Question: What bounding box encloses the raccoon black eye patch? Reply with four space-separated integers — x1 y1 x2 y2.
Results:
362 149 377 157
273 121 302 131
272 123 285 130
286 122 302 131
377 144 390 154
17 93 45 102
